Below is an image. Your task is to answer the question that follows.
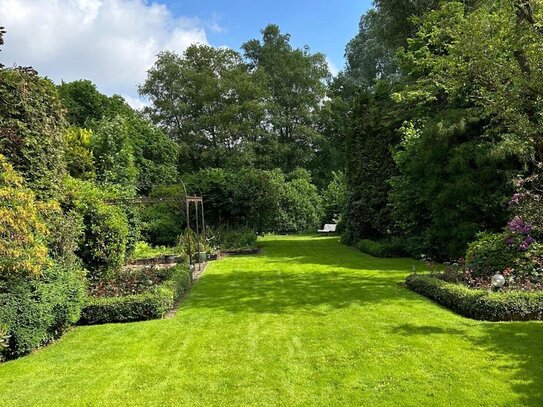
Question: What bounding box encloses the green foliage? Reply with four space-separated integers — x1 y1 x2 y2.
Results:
321 171 347 225
140 45 266 172
0 68 66 198
0 154 49 277
57 80 110 128
242 24 330 172
59 80 178 193
343 86 402 243
209 227 257 250
406 273 543 321
354 238 407 258
340 0 542 261
63 178 132 280
398 0 543 160
124 113 179 193
222 168 284 232
187 167 322 233
141 26 331 175
80 265 191 325
92 116 137 189
132 242 180 259
390 110 516 258
63 127 95 180
466 232 516 278
312 93 349 189
278 169 323 232
139 184 185 246
142 167 322 245
0 264 85 358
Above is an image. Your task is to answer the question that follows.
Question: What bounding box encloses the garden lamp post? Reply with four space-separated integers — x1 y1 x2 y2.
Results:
491 273 505 290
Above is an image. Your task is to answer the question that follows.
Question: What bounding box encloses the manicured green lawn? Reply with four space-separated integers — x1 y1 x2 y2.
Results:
1 235 542 406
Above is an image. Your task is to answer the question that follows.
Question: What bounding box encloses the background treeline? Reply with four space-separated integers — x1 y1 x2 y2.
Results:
337 0 543 260
0 25 343 358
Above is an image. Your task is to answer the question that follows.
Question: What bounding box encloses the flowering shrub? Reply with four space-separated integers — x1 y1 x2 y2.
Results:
80 264 191 325
506 216 535 252
0 154 50 277
406 274 543 321
508 166 543 237
458 168 543 291
434 244 543 292
87 266 173 298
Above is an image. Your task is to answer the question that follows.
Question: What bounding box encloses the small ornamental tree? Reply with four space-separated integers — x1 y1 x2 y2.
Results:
0 154 49 276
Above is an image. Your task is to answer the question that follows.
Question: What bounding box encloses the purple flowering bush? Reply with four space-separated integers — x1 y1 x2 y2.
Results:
440 167 543 291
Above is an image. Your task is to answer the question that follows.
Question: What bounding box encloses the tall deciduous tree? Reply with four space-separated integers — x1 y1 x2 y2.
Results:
140 45 266 172
242 24 330 172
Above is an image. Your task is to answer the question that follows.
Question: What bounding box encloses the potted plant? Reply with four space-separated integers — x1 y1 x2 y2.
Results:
195 242 207 263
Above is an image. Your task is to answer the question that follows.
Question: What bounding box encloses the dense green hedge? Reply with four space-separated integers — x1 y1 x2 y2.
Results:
406 274 543 321
80 265 191 325
0 265 85 359
141 168 323 244
353 238 407 258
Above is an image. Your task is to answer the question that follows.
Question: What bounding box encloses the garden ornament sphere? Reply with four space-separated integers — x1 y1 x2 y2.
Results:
491 273 505 289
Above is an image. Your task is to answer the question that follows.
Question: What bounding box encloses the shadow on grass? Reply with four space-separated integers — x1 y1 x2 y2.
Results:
188 269 414 314
258 235 421 272
392 322 543 406
201 236 543 405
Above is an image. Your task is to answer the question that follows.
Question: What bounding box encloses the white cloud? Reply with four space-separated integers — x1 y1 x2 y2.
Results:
326 57 339 77
0 0 208 101
123 95 150 110
207 12 225 34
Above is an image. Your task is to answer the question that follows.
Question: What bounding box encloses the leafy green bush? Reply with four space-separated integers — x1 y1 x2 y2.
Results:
209 227 257 250
63 178 133 281
389 111 515 259
80 265 191 325
465 232 516 278
355 238 407 258
406 274 543 321
321 171 346 224
0 68 67 199
92 116 137 189
356 240 388 257
139 185 185 246
132 242 180 259
142 168 323 245
63 127 95 180
342 87 402 244
0 264 85 358
0 154 50 277
277 168 323 232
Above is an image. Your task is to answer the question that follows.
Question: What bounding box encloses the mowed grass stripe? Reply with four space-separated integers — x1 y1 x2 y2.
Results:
0 235 542 406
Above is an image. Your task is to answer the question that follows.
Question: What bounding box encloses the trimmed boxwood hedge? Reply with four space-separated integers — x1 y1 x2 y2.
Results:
80 265 191 325
406 274 543 321
0 265 85 359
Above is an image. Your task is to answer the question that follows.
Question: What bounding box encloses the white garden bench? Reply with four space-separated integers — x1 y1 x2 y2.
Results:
317 224 337 233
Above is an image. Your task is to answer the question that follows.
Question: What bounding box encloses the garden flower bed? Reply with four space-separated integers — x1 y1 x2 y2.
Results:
406 274 543 321
80 264 191 325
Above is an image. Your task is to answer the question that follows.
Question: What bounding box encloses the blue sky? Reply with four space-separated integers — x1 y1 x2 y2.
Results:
0 0 371 107
162 0 371 73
